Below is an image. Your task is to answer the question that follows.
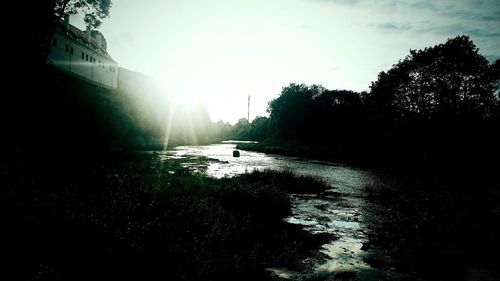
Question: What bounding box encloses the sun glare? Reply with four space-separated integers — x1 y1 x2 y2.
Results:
172 92 199 110
154 80 209 150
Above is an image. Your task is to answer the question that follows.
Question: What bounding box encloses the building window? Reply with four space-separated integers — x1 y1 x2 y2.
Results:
70 47 74 55
65 45 69 52
86 54 88 61
52 38 57 47
82 52 84 60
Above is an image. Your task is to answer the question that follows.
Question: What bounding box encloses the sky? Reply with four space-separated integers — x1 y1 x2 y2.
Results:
72 0 500 124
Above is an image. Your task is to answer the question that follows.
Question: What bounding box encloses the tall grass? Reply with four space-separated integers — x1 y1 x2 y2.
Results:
1 151 331 280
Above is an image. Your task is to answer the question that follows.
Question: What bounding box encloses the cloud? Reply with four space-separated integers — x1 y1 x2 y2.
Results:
410 1 436 11
467 29 500 38
415 22 500 38
352 1 500 39
480 14 500 21
374 22 412 31
407 0 500 21
315 0 362 6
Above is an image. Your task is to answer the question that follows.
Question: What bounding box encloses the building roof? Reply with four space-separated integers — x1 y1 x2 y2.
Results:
56 23 117 63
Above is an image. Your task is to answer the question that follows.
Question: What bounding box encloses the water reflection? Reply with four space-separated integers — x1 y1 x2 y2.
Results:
164 143 393 279
317 237 370 272
285 193 371 276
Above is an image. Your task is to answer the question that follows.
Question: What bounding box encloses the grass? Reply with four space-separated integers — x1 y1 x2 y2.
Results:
363 177 500 280
0 150 331 281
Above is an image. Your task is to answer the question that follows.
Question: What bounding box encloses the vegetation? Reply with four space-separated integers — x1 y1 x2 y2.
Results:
235 36 500 174
230 117 274 141
0 151 331 281
54 0 113 30
364 175 500 280
34 0 113 63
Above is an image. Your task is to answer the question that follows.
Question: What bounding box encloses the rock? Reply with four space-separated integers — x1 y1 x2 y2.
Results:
233 150 240 157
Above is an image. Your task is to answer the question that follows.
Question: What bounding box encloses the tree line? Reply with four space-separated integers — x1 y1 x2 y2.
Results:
233 36 500 171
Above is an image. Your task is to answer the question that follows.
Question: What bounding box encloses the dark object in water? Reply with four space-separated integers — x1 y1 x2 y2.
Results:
233 150 240 157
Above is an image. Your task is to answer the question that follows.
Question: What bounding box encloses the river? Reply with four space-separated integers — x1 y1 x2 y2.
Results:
162 142 404 280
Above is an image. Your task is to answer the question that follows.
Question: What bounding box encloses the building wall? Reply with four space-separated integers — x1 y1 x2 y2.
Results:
48 31 118 89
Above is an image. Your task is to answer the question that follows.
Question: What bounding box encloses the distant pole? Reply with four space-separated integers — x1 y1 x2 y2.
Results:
247 95 250 122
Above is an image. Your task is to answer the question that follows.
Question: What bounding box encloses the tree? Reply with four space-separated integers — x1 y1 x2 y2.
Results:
39 0 113 64
249 116 271 140
54 0 112 29
368 35 498 122
311 89 365 141
365 36 500 168
232 118 251 139
268 83 325 139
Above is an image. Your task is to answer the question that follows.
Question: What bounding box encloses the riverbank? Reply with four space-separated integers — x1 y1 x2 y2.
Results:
363 174 500 280
236 141 500 280
236 141 338 162
236 140 499 184
0 150 332 281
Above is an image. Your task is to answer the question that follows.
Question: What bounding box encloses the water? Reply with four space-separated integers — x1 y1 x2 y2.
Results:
162 143 400 280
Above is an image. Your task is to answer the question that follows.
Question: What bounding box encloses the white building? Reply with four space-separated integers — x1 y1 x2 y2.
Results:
47 15 118 89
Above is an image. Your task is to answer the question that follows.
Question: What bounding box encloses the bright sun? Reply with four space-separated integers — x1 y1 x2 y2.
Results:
154 80 212 149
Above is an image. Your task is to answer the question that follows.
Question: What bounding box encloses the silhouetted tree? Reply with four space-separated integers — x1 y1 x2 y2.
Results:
259 36 499 169
312 90 365 135
268 84 325 139
231 118 251 139
247 116 271 140
232 116 272 140
363 35 500 168
368 36 498 122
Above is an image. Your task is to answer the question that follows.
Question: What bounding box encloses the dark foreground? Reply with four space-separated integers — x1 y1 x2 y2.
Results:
0 150 332 281
364 174 500 281
237 142 500 280
2 149 500 281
